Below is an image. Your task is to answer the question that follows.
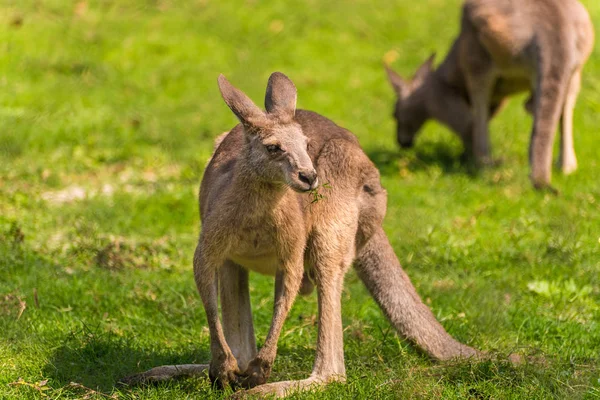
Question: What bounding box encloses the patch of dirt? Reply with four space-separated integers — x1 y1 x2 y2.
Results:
41 186 87 203
40 163 185 204
94 236 176 271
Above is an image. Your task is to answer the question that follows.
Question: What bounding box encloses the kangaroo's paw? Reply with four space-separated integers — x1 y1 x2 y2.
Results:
210 354 242 389
119 364 209 386
236 358 272 389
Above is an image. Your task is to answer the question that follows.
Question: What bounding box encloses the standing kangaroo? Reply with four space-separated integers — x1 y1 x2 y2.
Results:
385 0 594 190
120 72 478 397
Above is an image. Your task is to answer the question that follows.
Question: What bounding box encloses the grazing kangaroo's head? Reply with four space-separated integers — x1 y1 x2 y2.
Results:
218 72 318 192
385 55 435 148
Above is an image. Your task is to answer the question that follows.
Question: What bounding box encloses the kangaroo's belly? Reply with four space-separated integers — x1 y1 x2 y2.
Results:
230 253 279 276
228 228 280 275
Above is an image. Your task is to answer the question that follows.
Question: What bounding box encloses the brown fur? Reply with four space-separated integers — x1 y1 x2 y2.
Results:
386 0 594 190
120 72 479 397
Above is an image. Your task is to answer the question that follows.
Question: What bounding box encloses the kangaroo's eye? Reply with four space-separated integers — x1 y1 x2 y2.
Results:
265 144 282 154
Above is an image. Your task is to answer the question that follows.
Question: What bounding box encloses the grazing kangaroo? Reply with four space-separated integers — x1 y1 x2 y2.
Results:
385 0 594 190
120 72 478 397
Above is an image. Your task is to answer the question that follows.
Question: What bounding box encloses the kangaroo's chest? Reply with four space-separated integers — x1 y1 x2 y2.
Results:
216 190 308 276
229 222 280 276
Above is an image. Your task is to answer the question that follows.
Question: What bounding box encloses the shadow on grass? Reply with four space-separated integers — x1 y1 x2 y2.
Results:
42 326 319 395
43 324 211 393
366 141 480 178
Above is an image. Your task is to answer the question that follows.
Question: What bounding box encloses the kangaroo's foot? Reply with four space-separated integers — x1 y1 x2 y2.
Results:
531 179 559 195
557 152 577 175
119 364 209 386
558 158 578 175
232 375 344 399
475 154 503 168
459 149 502 169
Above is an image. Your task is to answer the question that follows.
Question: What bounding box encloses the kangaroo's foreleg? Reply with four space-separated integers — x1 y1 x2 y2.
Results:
220 260 257 372
353 227 479 361
239 259 304 388
193 243 240 387
558 68 581 175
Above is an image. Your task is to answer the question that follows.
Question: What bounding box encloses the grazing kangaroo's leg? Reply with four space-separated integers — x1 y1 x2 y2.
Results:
559 68 581 175
459 27 496 165
354 227 479 361
220 260 257 372
466 71 495 165
193 243 240 387
530 57 570 189
240 261 304 388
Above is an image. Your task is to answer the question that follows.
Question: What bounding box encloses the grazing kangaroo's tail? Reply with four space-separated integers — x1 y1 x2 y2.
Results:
354 227 479 361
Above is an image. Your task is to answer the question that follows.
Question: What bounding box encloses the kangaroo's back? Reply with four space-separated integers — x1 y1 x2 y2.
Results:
463 0 593 67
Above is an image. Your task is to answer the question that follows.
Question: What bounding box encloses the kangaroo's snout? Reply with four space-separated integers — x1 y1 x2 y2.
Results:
297 169 318 191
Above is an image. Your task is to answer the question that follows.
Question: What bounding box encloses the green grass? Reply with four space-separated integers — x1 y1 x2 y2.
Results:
1 0 600 398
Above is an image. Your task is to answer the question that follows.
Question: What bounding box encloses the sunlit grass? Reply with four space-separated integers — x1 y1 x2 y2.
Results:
1 0 599 398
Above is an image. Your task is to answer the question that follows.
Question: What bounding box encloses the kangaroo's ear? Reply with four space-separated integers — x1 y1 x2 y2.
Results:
384 64 406 96
218 74 265 127
413 53 436 84
265 72 297 121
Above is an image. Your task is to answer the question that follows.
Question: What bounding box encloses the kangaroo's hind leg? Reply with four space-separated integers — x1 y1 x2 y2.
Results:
220 260 257 372
558 68 581 175
529 54 570 190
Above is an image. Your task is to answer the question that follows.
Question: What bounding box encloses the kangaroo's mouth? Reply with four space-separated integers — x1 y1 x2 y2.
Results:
289 177 319 193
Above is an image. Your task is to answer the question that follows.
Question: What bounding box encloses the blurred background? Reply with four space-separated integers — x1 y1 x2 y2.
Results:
1 0 599 398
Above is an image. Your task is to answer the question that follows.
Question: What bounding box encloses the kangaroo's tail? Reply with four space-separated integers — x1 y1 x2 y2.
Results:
353 227 479 361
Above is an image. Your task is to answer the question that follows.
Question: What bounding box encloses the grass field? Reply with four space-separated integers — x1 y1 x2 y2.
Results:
1 0 600 398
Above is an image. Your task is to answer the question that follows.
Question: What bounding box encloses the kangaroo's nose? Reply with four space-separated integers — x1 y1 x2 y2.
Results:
298 170 318 190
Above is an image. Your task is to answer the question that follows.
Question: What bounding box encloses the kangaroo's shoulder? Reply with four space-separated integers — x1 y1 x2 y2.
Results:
295 109 361 156
294 110 379 189
296 110 359 141
205 124 244 174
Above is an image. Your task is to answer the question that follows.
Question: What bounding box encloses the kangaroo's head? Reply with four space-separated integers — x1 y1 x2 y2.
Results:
218 72 318 193
385 55 435 149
